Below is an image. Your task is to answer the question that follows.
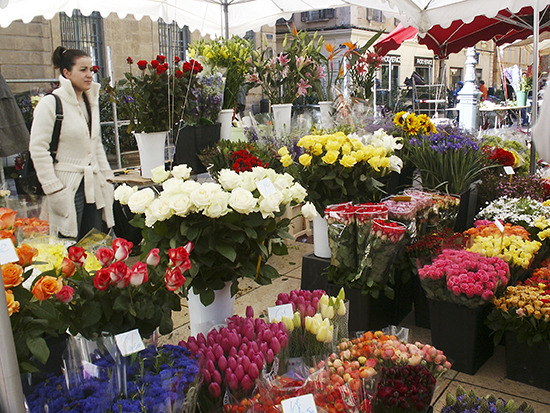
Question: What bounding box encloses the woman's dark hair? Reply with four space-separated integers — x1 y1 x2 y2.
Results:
52 46 89 77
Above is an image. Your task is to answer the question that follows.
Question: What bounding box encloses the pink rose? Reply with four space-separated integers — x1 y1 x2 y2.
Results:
68 246 87 267
146 248 160 267
168 242 193 271
93 268 111 291
56 285 74 303
96 247 115 267
109 261 131 288
165 267 186 291
129 262 148 286
112 238 133 261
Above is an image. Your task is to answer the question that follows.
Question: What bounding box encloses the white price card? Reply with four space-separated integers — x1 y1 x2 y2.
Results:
82 361 100 379
494 220 505 233
268 303 294 323
281 394 318 413
256 178 277 198
503 166 515 175
0 238 18 265
115 329 145 357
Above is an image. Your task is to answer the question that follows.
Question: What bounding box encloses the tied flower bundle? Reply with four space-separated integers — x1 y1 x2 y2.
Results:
426 193 461 231
116 164 313 305
248 28 325 104
189 35 253 110
487 271 550 347
442 385 534 413
25 344 200 413
55 239 190 340
179 308 287 411
13 217 49 239
279 130 402 216
108 55 203 133
418 249 509 308
402 190 433 238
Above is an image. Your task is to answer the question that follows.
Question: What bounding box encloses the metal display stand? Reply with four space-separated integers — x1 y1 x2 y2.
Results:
412 82 447 116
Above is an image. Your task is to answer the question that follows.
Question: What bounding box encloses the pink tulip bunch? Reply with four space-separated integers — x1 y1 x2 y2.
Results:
180 307 288 405
275 289 326 319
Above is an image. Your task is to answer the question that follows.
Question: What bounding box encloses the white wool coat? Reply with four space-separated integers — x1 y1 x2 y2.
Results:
30 76 115 238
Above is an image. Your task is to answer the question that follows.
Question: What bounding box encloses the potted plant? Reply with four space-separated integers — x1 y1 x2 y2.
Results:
115 164 316 336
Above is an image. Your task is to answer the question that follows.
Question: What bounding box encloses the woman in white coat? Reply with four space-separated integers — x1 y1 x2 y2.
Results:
30 46 114 240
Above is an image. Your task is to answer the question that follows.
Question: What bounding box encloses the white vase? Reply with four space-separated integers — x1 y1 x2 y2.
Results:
318 101 334 129
187 282 235 337
217 109 234 140
134 131 167 179
272 103 292 137
313 215 331 259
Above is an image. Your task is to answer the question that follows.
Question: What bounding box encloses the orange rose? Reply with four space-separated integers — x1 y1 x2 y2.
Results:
60 257 76 278
1 263 23 288
5 290 19 316
0 208 17 230
0 230 15 245
32 276 62 301
16 244 38 267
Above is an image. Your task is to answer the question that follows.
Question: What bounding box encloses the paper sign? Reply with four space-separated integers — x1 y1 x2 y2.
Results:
281 394 318 413
503 166 515 175
115 329 145 357
256 178 277 198
82 361 99 379
268 304 294 323
494 220 505 233
0 238 19 265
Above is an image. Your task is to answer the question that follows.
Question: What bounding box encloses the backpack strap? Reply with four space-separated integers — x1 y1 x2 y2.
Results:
49 94 63 161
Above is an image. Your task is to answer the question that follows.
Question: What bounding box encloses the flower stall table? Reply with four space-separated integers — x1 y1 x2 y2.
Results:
479 104 530 129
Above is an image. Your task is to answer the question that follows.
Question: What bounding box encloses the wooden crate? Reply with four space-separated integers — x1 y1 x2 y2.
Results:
278 203 312 239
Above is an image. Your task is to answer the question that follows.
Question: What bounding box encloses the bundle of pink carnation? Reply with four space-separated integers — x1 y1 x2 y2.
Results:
418 249 509 304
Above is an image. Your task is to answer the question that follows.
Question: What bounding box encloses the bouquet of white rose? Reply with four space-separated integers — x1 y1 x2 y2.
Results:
115 164 316 304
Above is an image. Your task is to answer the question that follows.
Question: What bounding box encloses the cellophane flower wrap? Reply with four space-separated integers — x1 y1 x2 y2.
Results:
418 249 510 309
279 130 402 216
487 263 550 346
182 68 225 126
325 202 356 271
403 189 433 238
353 219 407 298
382 196 418 239
116 165 310 305
25 343 200 413
355 203 389 270
427 193 461 231
179 309 287 412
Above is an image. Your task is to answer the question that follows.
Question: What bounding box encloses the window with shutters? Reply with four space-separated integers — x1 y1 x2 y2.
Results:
301 9 335 22
366 9 385 23
158 20 190 63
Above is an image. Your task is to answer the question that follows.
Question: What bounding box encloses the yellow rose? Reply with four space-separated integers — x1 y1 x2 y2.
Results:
325 139 341 152
351 139 363 151
351 151 363 162
298 136 315 150
368 156 389 172
281 154 293 167
299 153 313 166
340 154 357 168
341 143 352 155
312 143 323 156
322 150 339 165
5 290 19 316
278 146 289 157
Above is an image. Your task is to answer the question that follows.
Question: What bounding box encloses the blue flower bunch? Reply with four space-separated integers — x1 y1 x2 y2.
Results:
441 385 533 413
410 132 480 153
25 345 200 413
185 71 224 126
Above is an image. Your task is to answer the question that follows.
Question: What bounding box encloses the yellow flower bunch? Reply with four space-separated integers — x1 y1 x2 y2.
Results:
493 285 550 321
393 111 437 136
33 243 101 273
304 313 334 344
468 234 541 269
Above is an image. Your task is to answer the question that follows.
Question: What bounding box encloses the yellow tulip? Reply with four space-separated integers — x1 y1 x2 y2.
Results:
278 146 289 157
293 311 302 328
281 315 294 333
281 155 293 167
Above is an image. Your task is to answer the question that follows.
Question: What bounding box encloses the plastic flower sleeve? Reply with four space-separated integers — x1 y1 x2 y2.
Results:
404 190 433 238
427 193 460 231
382 197 417 239
354 219 407 296
325 202 356 270
355 203 388 272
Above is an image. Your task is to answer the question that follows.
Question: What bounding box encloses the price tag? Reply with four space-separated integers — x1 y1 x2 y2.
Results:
82 361 99 379
494 220 505 233
503 166 515 175
115 329 145 357
268 304 294 323
392 195 412 202
0 238 18 265
281 394 318 413
256 178 277 198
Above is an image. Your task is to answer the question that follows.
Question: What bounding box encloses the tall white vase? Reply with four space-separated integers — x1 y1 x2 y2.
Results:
318 101 334 130
134 131 167 179
313 215 331 259
272 103 292 137
187 282 235 336
217 109 234 140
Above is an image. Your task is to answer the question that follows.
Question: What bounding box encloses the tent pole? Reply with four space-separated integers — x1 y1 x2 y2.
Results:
531 0 540 175
223 0 229 39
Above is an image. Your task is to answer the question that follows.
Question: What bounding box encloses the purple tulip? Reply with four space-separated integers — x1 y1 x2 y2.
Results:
266 348 274 364
197 333 206 346
212 370 222 385
206 349 216 363
242 374 253 391
187 340 199 354
209 382 221 398
263 329 273 343
270 337 281 354
247 348 256 361
246 306 254 318
244 327 255 341
238 349 245 357
312 296 320 309
217 355 227 372
249 341 259 353
306 304 316 317
235 364 245 381
213 344 224 360
241 337 250 345
220 327 228 338
279 334 288 350
242 355 251 372
227 356 237 372
227 372 239 391
228 346 237 358
254 354 264 371
206 359 216 374
260 342 268 354
228 332 240 349
202 369 211 384
279 293 290 302
207 331 216 347
248 362 259 380
221 337 231 353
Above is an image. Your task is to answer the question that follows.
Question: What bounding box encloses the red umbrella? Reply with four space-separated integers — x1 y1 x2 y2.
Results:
419 5 550 58
374 22 418 56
